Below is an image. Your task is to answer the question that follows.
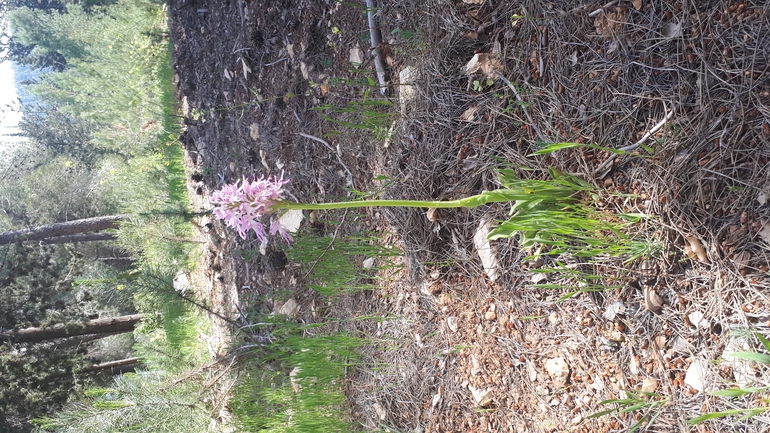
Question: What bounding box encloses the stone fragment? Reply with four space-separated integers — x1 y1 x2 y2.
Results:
278 209 303 234
684 358 709 393
468 385 494 407
447 316 459 333
544 357 570 387
641 378 658 393
349 46 364 66
473 218 499 282
275 298 299 316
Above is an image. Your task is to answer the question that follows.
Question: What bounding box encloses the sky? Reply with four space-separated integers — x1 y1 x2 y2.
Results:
0 17 25 151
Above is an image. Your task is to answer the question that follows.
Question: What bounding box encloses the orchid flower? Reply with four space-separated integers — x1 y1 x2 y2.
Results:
210 169 592 246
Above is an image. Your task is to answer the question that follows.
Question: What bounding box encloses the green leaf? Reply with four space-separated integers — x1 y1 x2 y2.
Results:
586 408 618 419
711 386 769 398
638 143 654 153
756 332 770 353
726 351 770 364
688 409 754 425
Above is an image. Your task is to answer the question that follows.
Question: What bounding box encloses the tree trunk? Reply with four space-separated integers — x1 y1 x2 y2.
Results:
76 357 143 375
38 232 117 244
0 314 144 343
0 214 128 245
47 357 144 380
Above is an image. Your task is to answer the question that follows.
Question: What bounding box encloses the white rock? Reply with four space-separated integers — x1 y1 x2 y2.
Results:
275 298 300 316
723 337 754 388
447 316 459 332
688 311 709 330
278 209 304 234
362 257 376 269
684 358 709 393
372 402 386 420
399 66 417 116
468 385 494 407
473 218 500 282
349 46 364 66
544 357 570 387
173 270 190 295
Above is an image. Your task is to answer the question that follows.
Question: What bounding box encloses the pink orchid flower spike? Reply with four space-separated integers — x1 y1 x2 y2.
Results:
210 173 291 245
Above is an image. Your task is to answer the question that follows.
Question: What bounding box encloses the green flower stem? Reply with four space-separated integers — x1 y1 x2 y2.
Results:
276 193 500 211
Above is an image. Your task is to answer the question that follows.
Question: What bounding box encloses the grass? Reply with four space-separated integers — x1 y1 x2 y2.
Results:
688 331 770 426
588 390 669 433
231 328 363 433
313 76 397 141
230 218 403 431
287 225 402 296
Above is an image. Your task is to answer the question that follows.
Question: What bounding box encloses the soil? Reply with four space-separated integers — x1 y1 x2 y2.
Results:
168 1 770 432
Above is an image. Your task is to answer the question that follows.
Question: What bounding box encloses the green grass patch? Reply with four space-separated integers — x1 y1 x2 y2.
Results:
287 229 402 296
231 326 363 433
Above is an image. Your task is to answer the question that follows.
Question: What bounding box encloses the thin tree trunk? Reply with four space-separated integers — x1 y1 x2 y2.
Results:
76 357 143 375
0 314 144 343
38 232 117 244
0 214 128 245
47 357 144 380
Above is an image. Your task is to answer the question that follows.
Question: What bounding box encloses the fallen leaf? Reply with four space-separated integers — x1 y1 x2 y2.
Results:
447 316 459 333
431 393 442 409
527 360 538 382
643 286 663 313
602 300 625 321
641 378 658 393
223 68 232 80
685 235 710 263
631 0 642 10
723 338 755 387
465 53 503 80
348 47 364 66
319 84 329 96
474 218 500 282
426 208 439 222
662 22 682 39
687 311 709 330
683 243 697 260
460 105 479 122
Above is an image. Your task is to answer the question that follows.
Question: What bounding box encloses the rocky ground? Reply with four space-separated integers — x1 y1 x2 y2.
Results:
169 0 770 432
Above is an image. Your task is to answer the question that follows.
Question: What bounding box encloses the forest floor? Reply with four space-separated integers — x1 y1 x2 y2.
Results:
169 1 770 432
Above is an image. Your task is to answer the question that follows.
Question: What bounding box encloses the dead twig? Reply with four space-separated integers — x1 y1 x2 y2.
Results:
588 0 619 17
593 105 675 177
302 210 349 281
365 0 388 95
298 132 356 189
